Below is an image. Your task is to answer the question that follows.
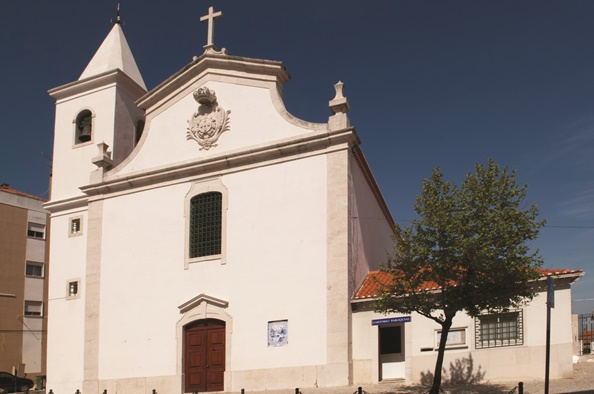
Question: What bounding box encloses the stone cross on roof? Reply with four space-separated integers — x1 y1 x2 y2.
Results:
200 6 223 50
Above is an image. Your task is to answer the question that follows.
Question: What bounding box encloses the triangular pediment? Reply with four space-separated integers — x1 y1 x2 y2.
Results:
178 293 229 314
136 52 289 114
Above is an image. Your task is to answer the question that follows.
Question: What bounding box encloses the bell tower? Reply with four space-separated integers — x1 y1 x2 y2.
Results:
48 18 147 201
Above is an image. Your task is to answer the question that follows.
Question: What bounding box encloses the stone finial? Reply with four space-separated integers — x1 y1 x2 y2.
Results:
90 142 114 183
92 142 114 170
328 81 350 131
329 81 350 114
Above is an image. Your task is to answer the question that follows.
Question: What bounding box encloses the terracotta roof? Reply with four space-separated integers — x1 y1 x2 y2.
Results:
581 330 594 342
353 268 584 301
0 184 47 202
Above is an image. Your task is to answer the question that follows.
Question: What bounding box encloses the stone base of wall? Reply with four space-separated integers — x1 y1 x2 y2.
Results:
410 344 573 383
53 363 352 394
230 362 351 391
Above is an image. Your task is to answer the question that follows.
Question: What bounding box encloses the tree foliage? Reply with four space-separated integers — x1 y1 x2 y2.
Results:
375 159 544 393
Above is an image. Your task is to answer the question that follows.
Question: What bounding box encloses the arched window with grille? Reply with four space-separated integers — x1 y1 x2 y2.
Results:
185 178 228 268
189 192 222 258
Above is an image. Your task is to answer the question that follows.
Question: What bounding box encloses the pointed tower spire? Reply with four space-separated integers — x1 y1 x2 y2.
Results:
79 16 146 90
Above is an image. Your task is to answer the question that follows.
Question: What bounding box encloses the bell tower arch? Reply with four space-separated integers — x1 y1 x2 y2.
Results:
48 22 146 202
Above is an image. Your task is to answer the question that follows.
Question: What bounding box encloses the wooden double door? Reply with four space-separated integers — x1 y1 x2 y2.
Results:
184 319 225 392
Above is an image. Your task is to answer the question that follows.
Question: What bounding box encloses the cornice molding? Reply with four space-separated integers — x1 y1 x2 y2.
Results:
178 293 229 314
48 69 147 102
80 127 358 198
43 194 89 213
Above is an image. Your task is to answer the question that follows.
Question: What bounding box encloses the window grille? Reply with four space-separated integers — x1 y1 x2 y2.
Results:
475 310 523 349
189 192 222 258
68 281 79 296
71 218 81 234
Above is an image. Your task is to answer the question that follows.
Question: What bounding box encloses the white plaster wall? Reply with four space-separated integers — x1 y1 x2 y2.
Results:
51 87 117 201
116 80 316 177
524 286 573 346
112 88 144 163
46 211 88 392
96 154 328 380
349 158 394 291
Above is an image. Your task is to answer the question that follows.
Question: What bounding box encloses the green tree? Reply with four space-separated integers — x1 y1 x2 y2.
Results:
375 159 544 394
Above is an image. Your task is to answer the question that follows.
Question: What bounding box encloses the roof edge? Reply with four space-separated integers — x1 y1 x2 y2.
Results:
136 52 290 112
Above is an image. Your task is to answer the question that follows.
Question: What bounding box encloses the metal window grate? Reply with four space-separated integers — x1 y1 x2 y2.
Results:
189 192 222 258
475 310 523 349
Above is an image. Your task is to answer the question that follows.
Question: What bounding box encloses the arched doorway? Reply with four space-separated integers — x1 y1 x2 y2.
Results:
184 319 225 392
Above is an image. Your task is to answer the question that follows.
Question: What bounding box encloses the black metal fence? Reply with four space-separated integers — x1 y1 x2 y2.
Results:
577 312 593 355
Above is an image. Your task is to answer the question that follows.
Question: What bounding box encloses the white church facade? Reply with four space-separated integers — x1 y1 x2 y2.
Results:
44 8 582 394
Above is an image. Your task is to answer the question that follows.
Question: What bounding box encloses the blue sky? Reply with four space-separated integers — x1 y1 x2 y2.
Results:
1 1 592 314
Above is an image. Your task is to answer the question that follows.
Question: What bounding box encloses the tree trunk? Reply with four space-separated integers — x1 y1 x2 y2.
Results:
430 316 453 394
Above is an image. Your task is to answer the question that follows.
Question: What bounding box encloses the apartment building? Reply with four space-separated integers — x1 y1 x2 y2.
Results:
0 183 49 383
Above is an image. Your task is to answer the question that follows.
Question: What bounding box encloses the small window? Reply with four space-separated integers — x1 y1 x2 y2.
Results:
135 119 145 145
75 110 93 144
26 262 44 278
475 311 523 349
69 216 83 237
189 192 222 258
436 327 467 349
68 281 79 297
24 301 43 317
66 279 80 299
27 222 45 239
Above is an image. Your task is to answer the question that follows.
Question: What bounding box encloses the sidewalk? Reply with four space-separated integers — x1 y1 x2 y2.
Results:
236 356 594 394
22 356 594 394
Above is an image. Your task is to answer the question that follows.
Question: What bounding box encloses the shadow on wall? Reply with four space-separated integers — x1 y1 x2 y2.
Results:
420 354 486 385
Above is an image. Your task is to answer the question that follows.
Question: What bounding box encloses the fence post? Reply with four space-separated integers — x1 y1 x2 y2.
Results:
518 382 523 394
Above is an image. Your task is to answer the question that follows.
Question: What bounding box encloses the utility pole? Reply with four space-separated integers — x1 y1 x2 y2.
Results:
544 276 554 394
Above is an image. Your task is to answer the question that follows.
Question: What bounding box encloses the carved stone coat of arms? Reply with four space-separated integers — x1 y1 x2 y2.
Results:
187 87 230 150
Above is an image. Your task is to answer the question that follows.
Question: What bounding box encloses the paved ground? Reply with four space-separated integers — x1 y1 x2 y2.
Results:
245 356 594 394
19 356 594 394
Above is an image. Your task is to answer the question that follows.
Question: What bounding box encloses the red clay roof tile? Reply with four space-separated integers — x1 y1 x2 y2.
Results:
353 268 584 300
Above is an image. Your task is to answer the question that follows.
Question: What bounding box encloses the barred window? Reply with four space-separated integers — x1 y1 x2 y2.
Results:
189 192 222 258
475 311 523 349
